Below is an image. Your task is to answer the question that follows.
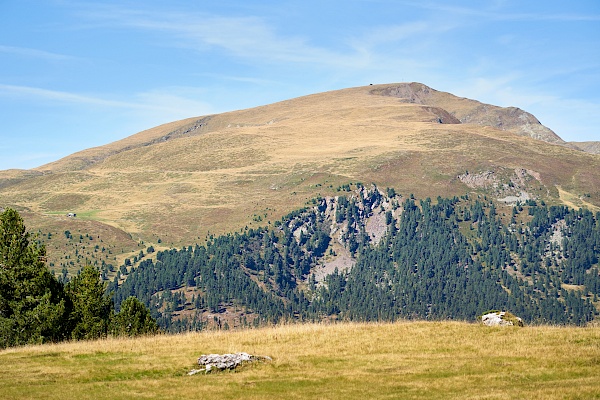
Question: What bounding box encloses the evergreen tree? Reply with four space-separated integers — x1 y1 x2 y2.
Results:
0 208 68 348
66 265 113 340
111 296 158 336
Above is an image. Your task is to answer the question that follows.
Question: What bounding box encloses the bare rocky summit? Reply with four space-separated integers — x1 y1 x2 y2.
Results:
372 82 565 145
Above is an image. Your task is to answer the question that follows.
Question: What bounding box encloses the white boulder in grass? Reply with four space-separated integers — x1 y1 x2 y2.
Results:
188 352 272 375
481 311 524 327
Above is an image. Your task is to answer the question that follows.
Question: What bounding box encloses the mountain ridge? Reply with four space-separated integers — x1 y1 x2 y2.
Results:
21 82 594 174
0 82 598 275
371 82 566 145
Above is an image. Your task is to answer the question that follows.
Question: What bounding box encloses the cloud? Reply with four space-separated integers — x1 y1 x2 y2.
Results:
396 1 600 21
453 75 565 113
73 5 367 69
453 75 524 105
0 83 218 170
0 45 75 61
354 21 447 48
0 151 64 171
131 88 216 120
530 98 600 141
68 3 465 84
197 73 280 86
0 84 215 126
347 19 459 74
0 84 144 108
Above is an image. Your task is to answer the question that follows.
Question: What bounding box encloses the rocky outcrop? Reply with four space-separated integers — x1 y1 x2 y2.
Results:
457 170 498 189
188 352 272 374
422 106 461 124
371 82 436 104
372 82 565 145
457 167 543 205
481 311 524 327
282 184 400 284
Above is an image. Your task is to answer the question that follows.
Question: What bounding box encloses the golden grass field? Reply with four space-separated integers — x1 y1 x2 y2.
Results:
1 83 599 273
1 321 599 399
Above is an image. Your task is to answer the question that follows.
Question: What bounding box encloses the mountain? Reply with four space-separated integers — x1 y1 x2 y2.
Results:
0 82 598 276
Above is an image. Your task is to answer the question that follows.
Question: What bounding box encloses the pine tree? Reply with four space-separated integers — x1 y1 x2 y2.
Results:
66 265 113 340
0 208 68 347
111 296 158 336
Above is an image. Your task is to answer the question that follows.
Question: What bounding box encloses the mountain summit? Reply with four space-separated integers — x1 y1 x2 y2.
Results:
0 83 598 271
372 82 565 145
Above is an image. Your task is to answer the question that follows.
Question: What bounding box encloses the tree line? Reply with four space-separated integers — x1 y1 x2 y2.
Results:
0 208 157 349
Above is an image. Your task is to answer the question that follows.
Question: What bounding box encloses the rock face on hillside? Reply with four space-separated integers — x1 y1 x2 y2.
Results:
457 167 543 205
372 82 565 145
285 184 398 284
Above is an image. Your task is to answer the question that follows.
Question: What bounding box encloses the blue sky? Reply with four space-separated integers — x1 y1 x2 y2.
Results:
1 0 599 170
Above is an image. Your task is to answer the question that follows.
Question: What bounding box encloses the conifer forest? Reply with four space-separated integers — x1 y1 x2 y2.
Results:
110 186 600 332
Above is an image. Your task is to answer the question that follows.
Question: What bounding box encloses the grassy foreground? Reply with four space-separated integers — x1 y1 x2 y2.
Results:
1 321 599 399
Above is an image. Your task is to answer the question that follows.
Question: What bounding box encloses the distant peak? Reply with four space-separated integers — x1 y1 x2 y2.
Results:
370 83 565 145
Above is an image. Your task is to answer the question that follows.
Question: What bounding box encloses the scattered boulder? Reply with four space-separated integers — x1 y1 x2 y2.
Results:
481 311 524 327
189 352 272 375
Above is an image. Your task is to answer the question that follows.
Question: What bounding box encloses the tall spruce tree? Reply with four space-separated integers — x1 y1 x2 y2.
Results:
0 208 68 348
66 265 113 340
111 296 158 336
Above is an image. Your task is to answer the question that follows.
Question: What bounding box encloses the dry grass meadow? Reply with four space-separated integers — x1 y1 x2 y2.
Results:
1 321 599 399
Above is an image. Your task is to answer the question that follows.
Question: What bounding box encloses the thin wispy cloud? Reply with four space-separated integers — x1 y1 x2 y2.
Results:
74 5 369 69
356 21 441 47
198 73 280 86
349 19 459 69
0 45 74 61
74 3 463 80
397 1 600 21
0 84 211 114
132 88 216 119
0 84 151 109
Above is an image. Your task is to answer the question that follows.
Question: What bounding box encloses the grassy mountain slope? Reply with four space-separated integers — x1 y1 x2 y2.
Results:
0 83 598 274
1 321 599 399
